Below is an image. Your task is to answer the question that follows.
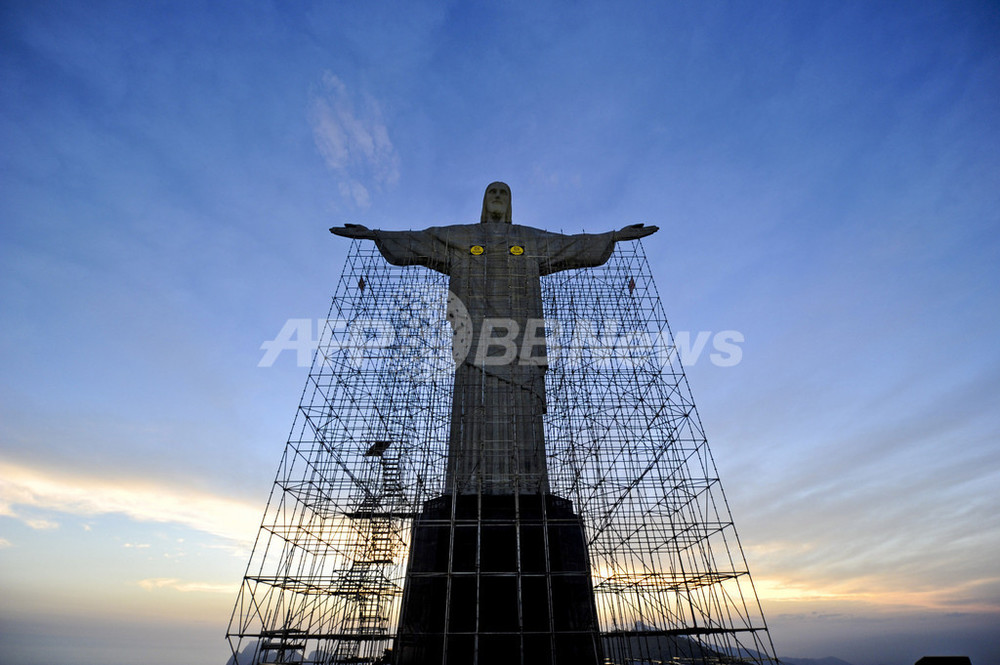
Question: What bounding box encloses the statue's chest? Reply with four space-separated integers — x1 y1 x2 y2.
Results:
457 234 530 262
450 234 542 306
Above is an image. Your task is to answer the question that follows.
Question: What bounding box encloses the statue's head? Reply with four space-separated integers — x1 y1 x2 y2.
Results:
481 181 512 223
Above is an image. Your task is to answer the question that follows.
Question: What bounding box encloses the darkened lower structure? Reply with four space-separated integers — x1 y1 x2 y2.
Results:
393 493 601 665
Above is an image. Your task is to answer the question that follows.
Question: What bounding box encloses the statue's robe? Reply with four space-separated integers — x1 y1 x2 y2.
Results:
371 222 616 495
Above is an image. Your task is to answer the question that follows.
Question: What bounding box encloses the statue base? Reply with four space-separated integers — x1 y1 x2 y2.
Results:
393 493 601 665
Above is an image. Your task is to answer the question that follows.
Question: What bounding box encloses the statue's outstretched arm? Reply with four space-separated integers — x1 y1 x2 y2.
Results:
329 223 376 240
329 224 450 273
614 223 659 242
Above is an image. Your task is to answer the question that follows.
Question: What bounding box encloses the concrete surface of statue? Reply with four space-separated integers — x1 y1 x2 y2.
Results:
331 182 656 495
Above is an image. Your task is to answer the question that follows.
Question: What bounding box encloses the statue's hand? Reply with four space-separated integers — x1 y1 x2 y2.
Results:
614 223 659 242
329 223 376 240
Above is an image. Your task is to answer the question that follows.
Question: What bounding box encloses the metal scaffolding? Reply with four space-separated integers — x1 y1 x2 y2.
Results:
227 238 778 664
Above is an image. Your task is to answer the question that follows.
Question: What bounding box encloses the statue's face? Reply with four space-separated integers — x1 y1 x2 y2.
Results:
484 183 511 221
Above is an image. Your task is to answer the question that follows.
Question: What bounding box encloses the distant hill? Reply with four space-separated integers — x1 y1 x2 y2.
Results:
717 643 856 665
225 642 259 665
602 633 729 662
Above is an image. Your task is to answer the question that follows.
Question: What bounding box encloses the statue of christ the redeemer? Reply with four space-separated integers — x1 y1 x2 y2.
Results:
331 182 656 496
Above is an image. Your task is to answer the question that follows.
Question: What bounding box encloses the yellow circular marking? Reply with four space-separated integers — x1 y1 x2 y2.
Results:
510 245 524 255
470 245 484 255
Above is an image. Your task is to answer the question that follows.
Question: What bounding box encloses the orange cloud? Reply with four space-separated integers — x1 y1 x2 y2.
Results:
0 460 260 544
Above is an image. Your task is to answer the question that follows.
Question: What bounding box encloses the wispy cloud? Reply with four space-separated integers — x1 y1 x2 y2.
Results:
138 577 237 594
0 461 260 544
309 72 400 208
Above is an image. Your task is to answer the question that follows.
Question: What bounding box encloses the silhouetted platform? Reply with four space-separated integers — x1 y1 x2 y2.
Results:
393 493 601 665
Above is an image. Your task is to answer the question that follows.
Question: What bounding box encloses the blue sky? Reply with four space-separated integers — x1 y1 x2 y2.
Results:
1 2 998 664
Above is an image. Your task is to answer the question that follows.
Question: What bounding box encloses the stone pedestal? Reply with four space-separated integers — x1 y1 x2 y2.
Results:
393 494 601 665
